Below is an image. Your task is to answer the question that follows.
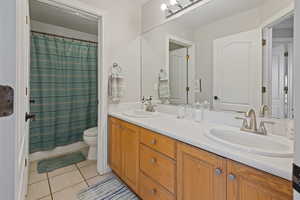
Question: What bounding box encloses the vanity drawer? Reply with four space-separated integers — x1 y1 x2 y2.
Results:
140 128 176 159
139 172 175 200
140 144 176 193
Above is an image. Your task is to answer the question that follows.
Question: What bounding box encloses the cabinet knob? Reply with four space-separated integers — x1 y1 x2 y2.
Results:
150 158 157 164
151 139 157 145
228 174 236 180
150 188 157 195
215 168 223 176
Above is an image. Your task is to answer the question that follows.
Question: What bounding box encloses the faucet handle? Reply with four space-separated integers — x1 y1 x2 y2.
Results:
258 121 275 135
235 117 249 129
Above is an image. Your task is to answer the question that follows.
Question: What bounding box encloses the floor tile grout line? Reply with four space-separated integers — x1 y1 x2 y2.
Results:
76 164 89 186
46 173 54 200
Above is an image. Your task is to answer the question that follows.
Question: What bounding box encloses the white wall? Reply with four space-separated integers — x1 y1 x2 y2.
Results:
0 1 16 199
194 7 262 103
78 0 142 103
31 20 98 42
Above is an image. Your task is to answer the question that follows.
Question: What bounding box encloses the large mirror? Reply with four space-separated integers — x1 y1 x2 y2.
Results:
141 0 294 119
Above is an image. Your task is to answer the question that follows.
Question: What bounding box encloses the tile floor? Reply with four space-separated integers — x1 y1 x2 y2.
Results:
27 160 111 200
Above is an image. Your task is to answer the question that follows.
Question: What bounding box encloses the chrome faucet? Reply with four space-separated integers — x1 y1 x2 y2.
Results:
235 108 275 135
259 105 270 118
144 96 156 112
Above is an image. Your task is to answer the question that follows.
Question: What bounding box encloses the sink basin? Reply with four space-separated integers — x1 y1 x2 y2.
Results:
122 110 159 118
206 128 293 158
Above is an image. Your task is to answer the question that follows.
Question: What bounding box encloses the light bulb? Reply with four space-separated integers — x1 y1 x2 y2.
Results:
170 0 178 5
160 3 167 11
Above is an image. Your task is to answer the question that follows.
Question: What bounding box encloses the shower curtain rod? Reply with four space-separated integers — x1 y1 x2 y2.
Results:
31 31 98 44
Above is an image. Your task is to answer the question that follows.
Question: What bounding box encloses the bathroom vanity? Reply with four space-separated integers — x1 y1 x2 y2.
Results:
108 114 293 200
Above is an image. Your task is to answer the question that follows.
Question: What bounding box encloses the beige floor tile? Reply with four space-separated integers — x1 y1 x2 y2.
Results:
76 160 96 168
48 165 77 178
49 170 84 193
86 173 112 186
29 161 38 172
29 170 47 184
79 163 98 179
39 196 52 200
53 182 88 200
27 180 50 200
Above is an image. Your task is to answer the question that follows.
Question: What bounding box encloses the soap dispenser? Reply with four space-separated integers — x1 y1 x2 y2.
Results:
194 102 203 122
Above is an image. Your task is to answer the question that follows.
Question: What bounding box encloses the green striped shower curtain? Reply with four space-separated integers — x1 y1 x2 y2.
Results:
30 32 98 153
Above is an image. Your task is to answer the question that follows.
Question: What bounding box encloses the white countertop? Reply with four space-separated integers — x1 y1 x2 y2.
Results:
109 110 293 181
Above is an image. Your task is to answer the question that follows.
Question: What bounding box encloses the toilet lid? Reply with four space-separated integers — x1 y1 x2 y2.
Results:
84 127 98 137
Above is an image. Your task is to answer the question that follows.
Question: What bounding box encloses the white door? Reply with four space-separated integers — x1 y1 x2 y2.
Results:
16 0 30 199
213 29 262 112
169 48 187 104
271 45 286 118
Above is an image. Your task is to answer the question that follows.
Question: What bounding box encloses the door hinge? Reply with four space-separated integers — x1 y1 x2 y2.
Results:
284 86 288 94
284 52 289 57
26 87 28 96
262 86 266 94
26 16 29 25
25 158 28 167
186 87 190 92
186 55 190 60
262 39 266 46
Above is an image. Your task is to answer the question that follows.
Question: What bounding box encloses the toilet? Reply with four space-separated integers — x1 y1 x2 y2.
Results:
83 127 98 160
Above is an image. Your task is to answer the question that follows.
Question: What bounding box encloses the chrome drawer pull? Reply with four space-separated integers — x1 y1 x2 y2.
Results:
150 188 157 195
215 168 222 176
150 158 157 164
228 174 236 180
151 139 157 145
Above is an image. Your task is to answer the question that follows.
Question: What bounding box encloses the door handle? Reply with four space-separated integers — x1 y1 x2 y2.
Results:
25 112 36 122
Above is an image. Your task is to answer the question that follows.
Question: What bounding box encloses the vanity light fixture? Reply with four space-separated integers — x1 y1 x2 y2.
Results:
161 0 212 18
170 0 183 8
161 3 173 14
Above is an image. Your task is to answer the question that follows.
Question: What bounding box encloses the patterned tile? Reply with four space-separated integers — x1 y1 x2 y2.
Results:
52 182 88 200
49 170 84 193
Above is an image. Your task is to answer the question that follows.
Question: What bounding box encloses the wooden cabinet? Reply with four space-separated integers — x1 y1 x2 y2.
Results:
108 117 139 193
227 160 292 200
108 117 122 176
121 122 140 192
177 142 227 200
140 144 176 193
109 117 292 200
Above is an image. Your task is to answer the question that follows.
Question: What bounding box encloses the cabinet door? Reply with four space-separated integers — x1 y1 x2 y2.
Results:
122 122 140 193
227 160 292 200
177 142 227 200
108 117 122 176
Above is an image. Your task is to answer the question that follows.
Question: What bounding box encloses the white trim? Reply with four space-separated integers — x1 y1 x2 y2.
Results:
29 142 88 161
166 34 195 104
16 1 108 199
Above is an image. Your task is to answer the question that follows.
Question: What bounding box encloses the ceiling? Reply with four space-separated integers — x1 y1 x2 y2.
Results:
168 0 265 30
29 0 98 35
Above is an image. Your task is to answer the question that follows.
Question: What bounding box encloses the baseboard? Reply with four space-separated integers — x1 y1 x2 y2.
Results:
98 167 112 175
29 142 88 161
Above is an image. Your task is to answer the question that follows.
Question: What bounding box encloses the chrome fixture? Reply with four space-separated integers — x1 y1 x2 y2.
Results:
144 96 156 112
160 0 213 18
235 108 275 135
259 104 270 118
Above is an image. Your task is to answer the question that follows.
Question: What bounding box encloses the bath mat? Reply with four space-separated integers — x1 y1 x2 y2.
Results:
77 174 139 200
37 152 86 173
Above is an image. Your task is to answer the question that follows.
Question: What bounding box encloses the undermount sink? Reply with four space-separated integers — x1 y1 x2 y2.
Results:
122 109 159 118
206 128 294 158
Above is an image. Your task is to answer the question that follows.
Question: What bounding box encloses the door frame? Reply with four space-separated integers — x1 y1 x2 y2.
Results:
261 3 294 116
16 1 108 199
166 34 195 104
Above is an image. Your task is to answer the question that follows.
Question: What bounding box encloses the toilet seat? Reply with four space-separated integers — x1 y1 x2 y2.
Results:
84 127 98 137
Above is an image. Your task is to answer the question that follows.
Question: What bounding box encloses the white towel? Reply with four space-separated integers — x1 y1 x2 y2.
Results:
158 79 169 99
109 73 124 103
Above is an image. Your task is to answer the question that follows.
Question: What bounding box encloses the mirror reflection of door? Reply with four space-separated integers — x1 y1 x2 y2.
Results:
169 41 190 105
263 15 294 119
